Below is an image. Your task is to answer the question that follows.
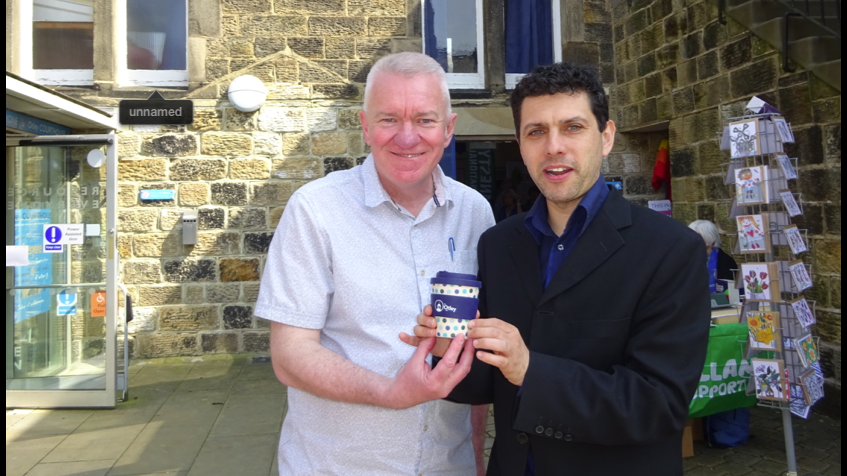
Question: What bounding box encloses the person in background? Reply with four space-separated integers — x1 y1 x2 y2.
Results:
497 189 523 222
689 220 738 292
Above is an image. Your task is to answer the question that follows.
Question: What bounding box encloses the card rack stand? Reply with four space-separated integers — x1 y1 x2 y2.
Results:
719 110 820 476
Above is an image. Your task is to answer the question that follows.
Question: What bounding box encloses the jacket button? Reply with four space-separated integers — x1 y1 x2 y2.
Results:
545 428 553 437
517 433 529 444
535 425 545 434
554 431 563 439
564 434 574 442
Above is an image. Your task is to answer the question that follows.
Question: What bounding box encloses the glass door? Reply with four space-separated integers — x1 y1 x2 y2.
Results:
6 135 118 408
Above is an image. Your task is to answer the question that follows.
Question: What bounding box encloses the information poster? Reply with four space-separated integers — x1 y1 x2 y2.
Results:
467 144 495 201
14 209 53 322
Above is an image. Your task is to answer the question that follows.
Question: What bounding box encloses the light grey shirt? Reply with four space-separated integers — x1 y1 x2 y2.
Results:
255 156 496 476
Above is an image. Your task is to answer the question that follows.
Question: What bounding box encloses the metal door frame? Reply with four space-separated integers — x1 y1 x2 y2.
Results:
5 134 118 408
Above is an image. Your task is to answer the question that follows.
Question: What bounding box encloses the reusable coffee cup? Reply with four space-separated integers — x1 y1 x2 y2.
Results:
430 271 482 338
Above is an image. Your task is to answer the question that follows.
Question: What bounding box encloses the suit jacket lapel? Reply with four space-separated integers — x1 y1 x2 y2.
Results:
538 192 631 308
509 223 543 307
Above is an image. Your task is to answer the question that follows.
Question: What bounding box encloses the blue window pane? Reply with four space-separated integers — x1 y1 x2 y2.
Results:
505 0 553 74
424 0 479 74
126 0 187 70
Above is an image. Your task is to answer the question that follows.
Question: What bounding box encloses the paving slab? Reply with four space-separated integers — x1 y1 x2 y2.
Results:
7 410 92 438
42 415 148 463
129 364 194 388
5 432 67 476
25 459 115 476
148 390 229 432
237 362 278 381
6 410 33 430
209 394 286 438
230 378 288 396
187 434 277 476
107 425 209 476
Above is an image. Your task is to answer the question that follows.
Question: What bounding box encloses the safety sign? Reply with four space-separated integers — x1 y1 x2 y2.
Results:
91 291 107 318
57 290 78 316
43 224 85 253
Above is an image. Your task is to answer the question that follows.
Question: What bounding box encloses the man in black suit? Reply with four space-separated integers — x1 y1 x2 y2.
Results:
405 63 711 475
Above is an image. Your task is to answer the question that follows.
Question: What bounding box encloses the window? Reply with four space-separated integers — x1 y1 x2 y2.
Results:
117 0 188 87
423 0 486 89
505 0 562 89
21 0 95 86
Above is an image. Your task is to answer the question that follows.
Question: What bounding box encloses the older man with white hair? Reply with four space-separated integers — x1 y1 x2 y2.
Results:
255 52 495 475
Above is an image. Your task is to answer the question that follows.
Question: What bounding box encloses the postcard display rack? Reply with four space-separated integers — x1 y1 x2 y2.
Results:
721 110 825 476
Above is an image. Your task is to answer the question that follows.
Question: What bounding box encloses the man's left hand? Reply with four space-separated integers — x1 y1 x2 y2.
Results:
468 318 530 387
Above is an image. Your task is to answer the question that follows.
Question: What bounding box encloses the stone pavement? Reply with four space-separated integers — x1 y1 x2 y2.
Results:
6 357 841 476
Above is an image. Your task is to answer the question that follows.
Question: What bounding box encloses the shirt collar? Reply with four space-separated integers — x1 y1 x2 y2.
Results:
524 173 610 244
362 154 450 209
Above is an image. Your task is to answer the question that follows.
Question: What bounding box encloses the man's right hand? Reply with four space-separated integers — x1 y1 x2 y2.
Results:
399 305 480 357
386 333 475 410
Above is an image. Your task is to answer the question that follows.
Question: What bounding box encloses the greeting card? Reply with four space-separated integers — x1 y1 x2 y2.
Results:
772 117 795 143
789 260 813 292
730 119 761 158
735 166 769 205
753 358 788 401
737 215 771 254
791 297 816 328
794 334 820 368
799 366 825 406
790 384 811 419
775 154 797 180
747 311 781 351
741 263 780 302
783 225 808 255
779 190 802 217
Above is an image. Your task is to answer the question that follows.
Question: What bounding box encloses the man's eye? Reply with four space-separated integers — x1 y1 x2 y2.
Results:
567 124 583 131
529 130 544 136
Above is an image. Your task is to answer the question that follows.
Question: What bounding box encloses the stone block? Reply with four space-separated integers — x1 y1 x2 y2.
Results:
730 57 779 98
160 306 219 331
224 109 256 132
259 108 307 133
244 232 275 254
680 31 703 60
299 60 347 83
230 158 271 180
142 135 198 157
655 44 679 70
208 284 241 304
206 58 230 81
624 176 653 196
243 332 270 353
222 0 271 14
309 17 367 36
705 176 731 200
368 17 406 37
785 126 825 166
312 84 362 100
119 159 168 182
778 84 814 126
212 183 249 206
825 204 841 235
185 285 205 305
664 12 688 43
220 259 261 282
139 286 183 307
251 182 294 207
118 236 133 259
639 22 664 54
657 95 673 120
273 60 301 84
277 0 345 13
179 184 209 207
189 109 223 132
229 208 268 230
240 16 308 37
349 0 405 15
687 2 709 31
563 42 601 67
586 23 613 44
639 99 658 124
252 133 282 156
160 210 184 232
223 306 254 329
127 307 157 334
349 60 372 83
703 21 728 51
794 204 824 236
816 311 841 346
338 109 363 131
123 261 162 285
222 16 239 37
270 207 286 228
242 284 262 303
673 203 699 228
324 157 356 176
193 232 242 255
311 133 348 155
684 177 705 202
815 240 841 274
288 37 325 59
254 38 287 58
813 97 841 125
326 37 356 59
698 139 725 175
673 88 695 116
135 334 198 359
697 51 719 80
118 132 141 159
282 133 312 155
677 59 697 88
119 184 138 208
693 76 730 110
163 259 218 283
348 133 368 156
644 73 663 99
227 39 255 58
201 133 253 157
625 9 652 37
356 38 392 60
670 147 697 178
637 53 657 78
798 167 839 203
170 159 227 181
720 35 753 71
683 108 721 144
119 210 159 233
833 278 841 309
199 207 227 230
201 333 239 354
273 157 324 180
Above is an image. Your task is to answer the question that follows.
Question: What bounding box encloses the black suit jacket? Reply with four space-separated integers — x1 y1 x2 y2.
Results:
447 190 711 476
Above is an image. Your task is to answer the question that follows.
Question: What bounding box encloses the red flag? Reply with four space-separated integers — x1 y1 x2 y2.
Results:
652 140 671 200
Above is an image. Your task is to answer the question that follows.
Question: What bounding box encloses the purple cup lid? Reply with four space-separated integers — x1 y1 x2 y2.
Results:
430 271 481 288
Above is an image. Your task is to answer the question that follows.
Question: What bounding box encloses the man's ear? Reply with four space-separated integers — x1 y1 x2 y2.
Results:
601 120 617 157
443 113 458 148
360 110 372 146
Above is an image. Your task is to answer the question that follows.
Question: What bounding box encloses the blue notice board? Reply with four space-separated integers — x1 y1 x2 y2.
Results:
14 209 53 322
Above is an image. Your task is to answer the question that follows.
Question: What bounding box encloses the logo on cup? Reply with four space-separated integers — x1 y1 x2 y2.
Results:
434 300 456 314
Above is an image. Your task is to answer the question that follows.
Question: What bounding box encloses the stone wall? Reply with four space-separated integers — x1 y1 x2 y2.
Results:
610 0 841 408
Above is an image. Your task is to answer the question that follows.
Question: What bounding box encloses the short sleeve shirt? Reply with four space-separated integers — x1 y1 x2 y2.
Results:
255 156 496 476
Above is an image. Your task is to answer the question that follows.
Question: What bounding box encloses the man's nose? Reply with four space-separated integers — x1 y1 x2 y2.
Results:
394 123 421 150
545 131 567 157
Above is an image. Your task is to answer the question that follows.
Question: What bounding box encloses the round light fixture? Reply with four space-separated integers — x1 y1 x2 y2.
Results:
227 75 268 113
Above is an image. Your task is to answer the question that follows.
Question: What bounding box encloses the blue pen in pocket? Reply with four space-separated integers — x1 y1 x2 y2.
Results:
449 237 455 262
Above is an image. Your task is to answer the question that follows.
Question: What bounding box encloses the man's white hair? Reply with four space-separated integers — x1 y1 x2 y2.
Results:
689 220 723 249
363 52 452 115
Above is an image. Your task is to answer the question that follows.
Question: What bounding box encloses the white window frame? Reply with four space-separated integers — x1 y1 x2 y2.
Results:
421 0 486 90
116 0 189 88
19 0 95 86
505 0 563 90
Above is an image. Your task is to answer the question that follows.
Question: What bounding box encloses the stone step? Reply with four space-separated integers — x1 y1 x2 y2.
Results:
811 59 842 90
789 35 842 64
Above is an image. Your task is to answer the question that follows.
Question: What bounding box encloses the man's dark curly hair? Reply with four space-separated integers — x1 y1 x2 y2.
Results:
510 62 609 137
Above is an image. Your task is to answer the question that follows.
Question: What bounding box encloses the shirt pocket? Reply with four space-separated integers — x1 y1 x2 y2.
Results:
448 250 479 276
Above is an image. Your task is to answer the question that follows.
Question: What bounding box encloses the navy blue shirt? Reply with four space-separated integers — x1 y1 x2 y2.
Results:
521 174 610 476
